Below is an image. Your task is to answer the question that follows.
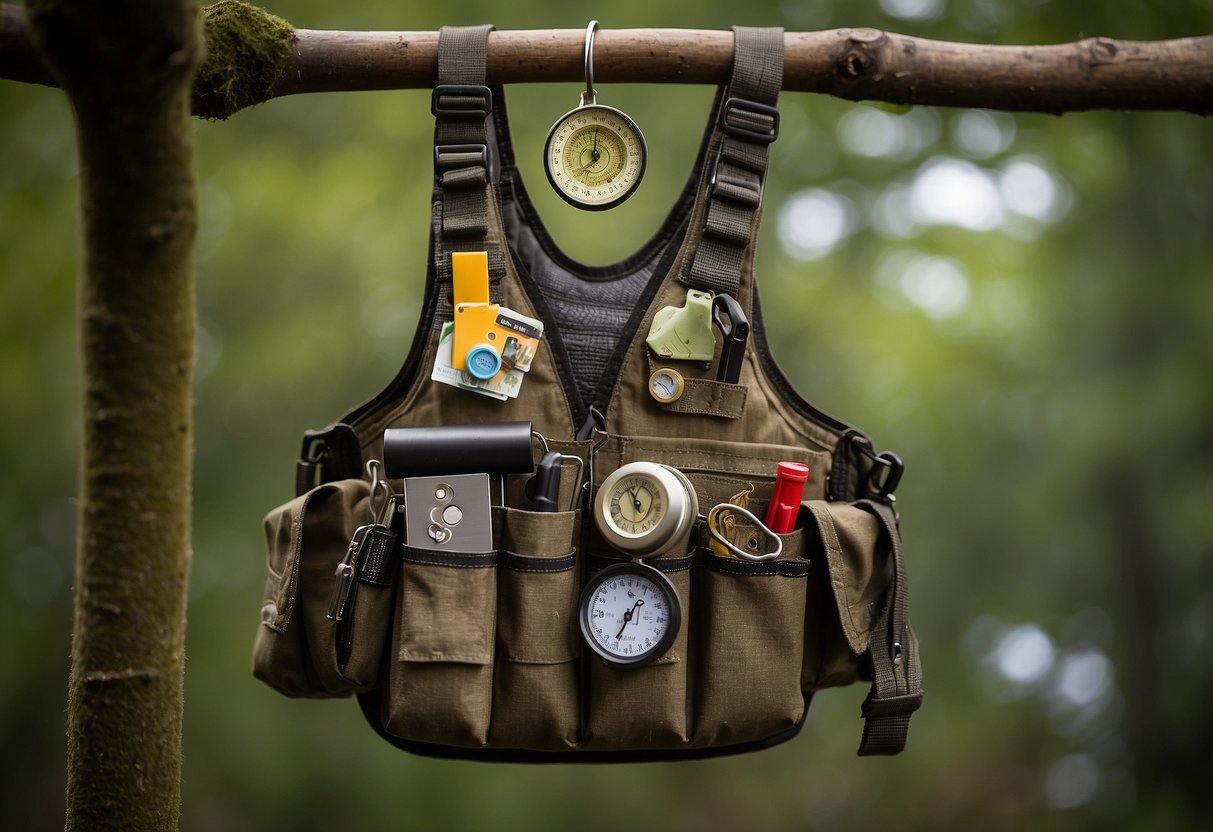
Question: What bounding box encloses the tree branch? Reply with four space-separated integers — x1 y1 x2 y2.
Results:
3 2 1212 118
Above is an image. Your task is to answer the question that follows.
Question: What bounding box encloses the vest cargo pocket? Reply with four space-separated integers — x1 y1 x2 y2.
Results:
384 545 497 747
582 554 692 749
253 478 374 697
691 546 810 746
800 501 893 690
489 507 581 750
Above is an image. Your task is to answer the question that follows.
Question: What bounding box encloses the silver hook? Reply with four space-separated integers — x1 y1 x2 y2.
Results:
581 20 599 107
531 430 551 457
366 458 394 525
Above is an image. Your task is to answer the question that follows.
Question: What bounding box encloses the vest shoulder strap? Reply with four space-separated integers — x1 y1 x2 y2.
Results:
682 26 783 298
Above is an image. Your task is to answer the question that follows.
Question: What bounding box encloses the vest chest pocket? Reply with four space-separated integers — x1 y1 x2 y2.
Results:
383 506 583 751
581 554 694 749
690 543 811 747
488 508 581 750
384 545 498 748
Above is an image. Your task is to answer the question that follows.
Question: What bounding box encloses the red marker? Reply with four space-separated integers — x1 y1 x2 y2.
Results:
765 461 809 534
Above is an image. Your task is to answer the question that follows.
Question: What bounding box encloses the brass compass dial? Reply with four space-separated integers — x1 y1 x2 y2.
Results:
544 105 647 210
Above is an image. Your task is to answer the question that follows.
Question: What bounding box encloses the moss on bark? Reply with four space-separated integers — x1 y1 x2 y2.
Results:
195 0 295 119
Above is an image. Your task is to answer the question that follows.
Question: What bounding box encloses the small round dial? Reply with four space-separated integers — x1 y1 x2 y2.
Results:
545 105 646 210
578 561 681 666
594 462 698 557
648 368 686 404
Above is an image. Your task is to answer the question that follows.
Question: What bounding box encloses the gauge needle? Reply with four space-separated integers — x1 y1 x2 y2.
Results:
616 599 645 639
575 129 601 173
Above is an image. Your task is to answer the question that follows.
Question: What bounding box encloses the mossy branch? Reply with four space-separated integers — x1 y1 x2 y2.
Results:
193 0 293 118
3 1 1212 117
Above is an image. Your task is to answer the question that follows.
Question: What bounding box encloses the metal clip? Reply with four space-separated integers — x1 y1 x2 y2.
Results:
328 525 370 622
707 503 782 561
581 20 599 107
366 458 395 525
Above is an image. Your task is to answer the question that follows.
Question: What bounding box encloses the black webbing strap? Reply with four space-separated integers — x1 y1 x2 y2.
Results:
854 499 923 756
682 26 783 297
432 25 503 312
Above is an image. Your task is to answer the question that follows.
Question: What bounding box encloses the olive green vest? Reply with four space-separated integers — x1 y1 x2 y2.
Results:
254 25 923 762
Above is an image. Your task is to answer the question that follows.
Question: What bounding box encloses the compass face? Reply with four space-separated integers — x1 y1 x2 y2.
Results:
545 105 646 210
593 462 699 557
606 473 664 536
578 562 681 666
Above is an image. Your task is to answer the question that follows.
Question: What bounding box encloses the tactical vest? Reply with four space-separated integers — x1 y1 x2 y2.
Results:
253 25 923 762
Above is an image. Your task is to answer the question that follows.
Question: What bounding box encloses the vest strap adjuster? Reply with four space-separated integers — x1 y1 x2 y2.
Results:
720 96 780 145
434 143 489 172
431 84 493 118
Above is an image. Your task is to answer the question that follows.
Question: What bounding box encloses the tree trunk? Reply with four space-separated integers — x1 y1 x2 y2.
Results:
25 1 201 830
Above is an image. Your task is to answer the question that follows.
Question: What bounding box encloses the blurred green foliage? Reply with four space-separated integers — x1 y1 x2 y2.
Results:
2 0 1210 829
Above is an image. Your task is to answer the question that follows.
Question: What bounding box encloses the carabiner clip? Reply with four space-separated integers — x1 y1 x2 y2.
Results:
707 503 782 562
867 451 904 502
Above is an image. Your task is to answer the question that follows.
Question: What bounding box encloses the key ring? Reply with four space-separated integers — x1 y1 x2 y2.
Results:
581 20 599 107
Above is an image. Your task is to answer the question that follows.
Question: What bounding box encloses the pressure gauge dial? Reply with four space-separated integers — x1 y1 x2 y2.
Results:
578 561 681 666
593 461 699 557
648 367 686 404
544 105 647 210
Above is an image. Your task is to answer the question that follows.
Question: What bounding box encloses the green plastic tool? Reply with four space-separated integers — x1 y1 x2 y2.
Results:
646 290 717 360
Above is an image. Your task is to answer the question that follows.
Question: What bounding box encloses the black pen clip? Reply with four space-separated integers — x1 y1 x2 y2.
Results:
711 294 750 384
525 451 564 512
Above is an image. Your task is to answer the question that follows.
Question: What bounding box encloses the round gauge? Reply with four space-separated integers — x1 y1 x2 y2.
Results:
578 561 681 667
648 367 686 404
593 461 699 557
544 104 647 210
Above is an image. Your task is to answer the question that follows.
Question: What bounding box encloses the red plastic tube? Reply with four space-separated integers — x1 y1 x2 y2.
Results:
765 461 810 534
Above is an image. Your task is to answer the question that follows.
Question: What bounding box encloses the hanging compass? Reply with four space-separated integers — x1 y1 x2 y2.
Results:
544 20 647 210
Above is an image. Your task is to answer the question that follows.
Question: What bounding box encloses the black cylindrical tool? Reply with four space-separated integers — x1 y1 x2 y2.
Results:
383 421 535 478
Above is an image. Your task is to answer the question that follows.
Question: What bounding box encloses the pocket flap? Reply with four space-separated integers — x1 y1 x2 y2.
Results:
260 478 371 631
802 501 892 656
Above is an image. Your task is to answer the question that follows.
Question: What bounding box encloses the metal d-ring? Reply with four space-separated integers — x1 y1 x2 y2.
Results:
581 20 599 107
